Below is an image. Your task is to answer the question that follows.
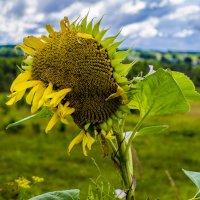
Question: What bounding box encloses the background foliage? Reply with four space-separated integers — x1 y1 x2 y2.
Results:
0 46 200 199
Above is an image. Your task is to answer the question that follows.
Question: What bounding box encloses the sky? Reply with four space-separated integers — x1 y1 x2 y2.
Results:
0 0 200 51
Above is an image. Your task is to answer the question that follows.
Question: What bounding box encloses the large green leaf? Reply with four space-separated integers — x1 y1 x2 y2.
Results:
6 107 52 129
170 70 200 101
129 69 190 119
29 189 80 200
183 169 200 198
134 125 168 138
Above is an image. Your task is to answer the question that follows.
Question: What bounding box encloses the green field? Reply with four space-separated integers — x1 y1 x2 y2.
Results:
0 98 200 200
0 47 200 199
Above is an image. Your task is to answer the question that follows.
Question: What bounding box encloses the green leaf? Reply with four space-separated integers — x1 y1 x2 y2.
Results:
129 69 190 119
113 49 130 60
101 33 120 48
70 16 80 29
92 17 103 37
95 28 109 42
108 41 123 58
183 169 200 198
29 189 80 200
80 12 89 32
6 107 52 129
114 61 135 76
134 125 168 138
170 70 200 101
86 19 93 34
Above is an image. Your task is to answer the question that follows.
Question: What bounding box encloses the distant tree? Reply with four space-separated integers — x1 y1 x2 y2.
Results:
191 67 200 87
139 51 156 60
0 57 22 92
184 57 192 65
161 55 169 63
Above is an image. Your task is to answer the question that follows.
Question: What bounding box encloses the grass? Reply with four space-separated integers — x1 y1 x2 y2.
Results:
0 101 200 200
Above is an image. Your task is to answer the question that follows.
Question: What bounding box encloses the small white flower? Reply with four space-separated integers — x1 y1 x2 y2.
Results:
115 189 127 199
123 131 132 142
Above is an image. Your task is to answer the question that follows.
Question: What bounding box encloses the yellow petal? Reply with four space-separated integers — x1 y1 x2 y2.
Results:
50 95 65 107
60 19 67 32
10 71 31 92
77 33 93 39
37 82 53 109
60 118 69 125
40 35 49 42
26 84 39 104
105 130 116 140
86 132 95 150
12 81 39 92
6 90 26 105
101 129 106 137
62 107 75 117
47 88 71 99
23 36 45 49
46 24 55 36
31 83 46 113
45 112 58 133
68 130 85 154
57 102 75 119
48 88 72 107
82 134 88 156
105 85 128 104
16 44 35 56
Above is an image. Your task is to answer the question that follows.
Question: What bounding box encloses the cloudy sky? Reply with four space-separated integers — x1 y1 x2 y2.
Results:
0 0 200 51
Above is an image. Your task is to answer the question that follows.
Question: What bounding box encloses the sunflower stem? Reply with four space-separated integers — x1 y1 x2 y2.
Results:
113 118 135 200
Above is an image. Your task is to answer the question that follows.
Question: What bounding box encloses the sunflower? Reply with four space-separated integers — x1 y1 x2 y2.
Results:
6 15 134 156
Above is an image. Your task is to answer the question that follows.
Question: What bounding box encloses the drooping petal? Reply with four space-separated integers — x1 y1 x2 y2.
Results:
26 84 39 104
10 71 31 92
68 130 85 154
82 134 88 156
37 82 53 109
105 85 128 104
81 132 96 156
48 88 72 107
105 130 115 140
60 118 69 125
6 90 26 105
86 132 95 150
12 81 39 92
31 83 46 113
45 112 58 133
62 106 75 117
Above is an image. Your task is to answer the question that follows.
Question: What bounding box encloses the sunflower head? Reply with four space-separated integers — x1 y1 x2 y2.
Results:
7 14 135 156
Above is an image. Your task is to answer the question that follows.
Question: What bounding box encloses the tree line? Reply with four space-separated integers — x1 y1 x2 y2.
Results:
0 47 200 93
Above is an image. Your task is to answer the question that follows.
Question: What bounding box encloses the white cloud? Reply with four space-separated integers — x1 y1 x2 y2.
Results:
168 0 185 5
121 17 160 38
49 0 123 22
25 0 38 15
174 29 194 38
1 1 14 15
120 1 146 14
0 0 199 51
50 2 88 21
150 0 185 8
167 5 200 20
0 0 46 44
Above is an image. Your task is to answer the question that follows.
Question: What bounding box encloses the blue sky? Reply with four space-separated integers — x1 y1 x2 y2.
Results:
0 0 200 51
